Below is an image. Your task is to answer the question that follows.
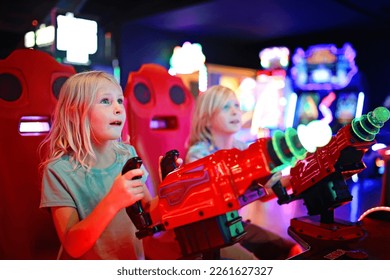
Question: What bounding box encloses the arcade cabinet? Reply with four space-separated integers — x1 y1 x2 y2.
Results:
291 43 364 133
124 64 195 195
0 49 76 259
250 46 294 138
272 107 390 259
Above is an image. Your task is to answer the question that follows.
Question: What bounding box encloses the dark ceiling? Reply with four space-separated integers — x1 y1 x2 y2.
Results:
1 0 390 59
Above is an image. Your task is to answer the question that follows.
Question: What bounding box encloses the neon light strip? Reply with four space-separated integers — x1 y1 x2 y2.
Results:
19 122 50 133
371 143 386 151
358 206 390 221
285 92 297 128
19 116 51 135
355 92 365 118
319 103 333 124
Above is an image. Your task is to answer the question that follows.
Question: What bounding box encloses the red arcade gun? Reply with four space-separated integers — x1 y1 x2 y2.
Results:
123 106 389 259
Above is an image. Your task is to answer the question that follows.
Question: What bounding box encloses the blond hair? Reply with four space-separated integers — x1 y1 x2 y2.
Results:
188 85 237 147
39 71 128 171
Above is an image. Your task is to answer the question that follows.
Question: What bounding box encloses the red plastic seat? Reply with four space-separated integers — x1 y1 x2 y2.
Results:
0 49 75 259
124 63 194 195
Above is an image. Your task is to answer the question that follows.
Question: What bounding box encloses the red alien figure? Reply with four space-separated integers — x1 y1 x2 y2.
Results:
0 49 75 259
124 64 194 195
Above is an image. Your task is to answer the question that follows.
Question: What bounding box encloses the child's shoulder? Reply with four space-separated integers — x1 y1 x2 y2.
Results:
188 141 211 153
186 141 212 163
46 155 73 172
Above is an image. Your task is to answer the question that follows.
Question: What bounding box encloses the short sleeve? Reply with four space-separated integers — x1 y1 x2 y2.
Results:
40 165 76 209
185 142 212 163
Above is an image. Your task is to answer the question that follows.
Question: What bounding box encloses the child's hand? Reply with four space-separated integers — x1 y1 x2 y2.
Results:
108 169 145 211
264 171 282 189
158 155 183 182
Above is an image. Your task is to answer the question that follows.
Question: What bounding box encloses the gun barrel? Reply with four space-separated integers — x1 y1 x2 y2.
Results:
352 106 390 141
282 106 390 215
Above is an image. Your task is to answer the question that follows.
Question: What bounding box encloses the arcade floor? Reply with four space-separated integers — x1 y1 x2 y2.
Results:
239 176 387 258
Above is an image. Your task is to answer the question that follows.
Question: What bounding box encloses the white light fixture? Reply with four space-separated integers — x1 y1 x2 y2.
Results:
24 31 35 48
56 13 98 65
19 116 50 135
169 42 206 75
36 24 55 47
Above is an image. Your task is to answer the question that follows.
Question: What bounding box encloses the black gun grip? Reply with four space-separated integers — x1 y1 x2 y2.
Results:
122 157 151 230
160 149 179 180
122 157 142 177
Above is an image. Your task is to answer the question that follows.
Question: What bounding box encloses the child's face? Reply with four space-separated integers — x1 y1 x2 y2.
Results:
89 79 126 144
209 96 242 136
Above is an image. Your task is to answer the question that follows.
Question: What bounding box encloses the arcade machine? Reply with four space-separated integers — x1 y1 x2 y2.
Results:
124 64 195 196
291 43 364 134
249 47 295 140
292 43 390 224
123 106 389 259
273 107 390 259
0 49 76 259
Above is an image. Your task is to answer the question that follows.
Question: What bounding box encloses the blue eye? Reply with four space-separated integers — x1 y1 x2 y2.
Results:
118 98 124 105
221 101 240 112
222 104 230 111
100 98 110 104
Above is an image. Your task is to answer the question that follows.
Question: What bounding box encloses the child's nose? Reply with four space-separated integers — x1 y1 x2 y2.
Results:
231 106 240 114
114 104 123 115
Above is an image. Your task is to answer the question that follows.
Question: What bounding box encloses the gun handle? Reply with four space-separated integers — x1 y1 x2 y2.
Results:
122 157 151 229
160 149 180 180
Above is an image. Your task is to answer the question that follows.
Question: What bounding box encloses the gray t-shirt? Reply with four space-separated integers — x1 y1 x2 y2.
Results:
40 144 148 260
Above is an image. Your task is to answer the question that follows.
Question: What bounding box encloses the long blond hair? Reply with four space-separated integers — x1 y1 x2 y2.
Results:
188 85 237 147
39 71 128 171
